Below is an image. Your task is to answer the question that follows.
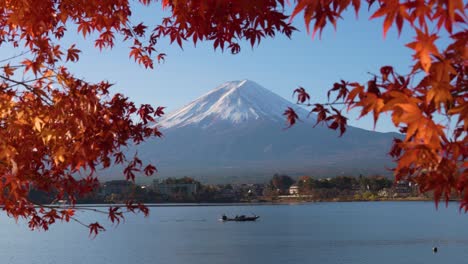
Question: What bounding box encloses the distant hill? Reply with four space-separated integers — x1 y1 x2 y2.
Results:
113 80 399 183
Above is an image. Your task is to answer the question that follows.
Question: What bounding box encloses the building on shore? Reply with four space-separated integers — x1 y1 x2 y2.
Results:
289 184 299 195
393 180 412 197
152 180 198 198
101 180 134 196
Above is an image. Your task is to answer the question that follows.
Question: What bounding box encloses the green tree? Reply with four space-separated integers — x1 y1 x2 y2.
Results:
269 174 295 194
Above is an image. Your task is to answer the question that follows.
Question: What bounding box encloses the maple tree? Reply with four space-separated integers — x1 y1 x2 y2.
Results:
285 0 467 212
0 0 465 236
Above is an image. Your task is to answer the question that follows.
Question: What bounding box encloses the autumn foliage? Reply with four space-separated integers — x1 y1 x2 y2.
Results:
0 0 466 235
286 0 467 212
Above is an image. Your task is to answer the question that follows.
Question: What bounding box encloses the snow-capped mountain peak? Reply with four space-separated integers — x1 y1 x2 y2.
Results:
159 80 310 129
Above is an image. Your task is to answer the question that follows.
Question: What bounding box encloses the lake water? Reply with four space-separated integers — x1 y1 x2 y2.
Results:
1 202 467 264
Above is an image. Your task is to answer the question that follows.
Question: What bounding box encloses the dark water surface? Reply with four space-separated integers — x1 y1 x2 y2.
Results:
1 202 467 264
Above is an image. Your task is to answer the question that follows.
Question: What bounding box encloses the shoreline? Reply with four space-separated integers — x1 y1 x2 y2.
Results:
67 198 458 208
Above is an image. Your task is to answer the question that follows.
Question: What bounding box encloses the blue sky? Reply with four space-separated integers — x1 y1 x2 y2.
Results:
2 3 453 133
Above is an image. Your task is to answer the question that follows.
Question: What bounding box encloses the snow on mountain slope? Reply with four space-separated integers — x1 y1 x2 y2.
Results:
159 80 311 129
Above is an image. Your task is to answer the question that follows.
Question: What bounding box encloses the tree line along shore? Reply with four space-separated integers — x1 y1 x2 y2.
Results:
27 174 449 205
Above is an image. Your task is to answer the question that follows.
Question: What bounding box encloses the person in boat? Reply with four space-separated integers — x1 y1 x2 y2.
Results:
237 215 246 220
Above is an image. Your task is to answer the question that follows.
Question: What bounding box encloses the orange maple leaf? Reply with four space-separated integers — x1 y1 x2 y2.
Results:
406 29 440 72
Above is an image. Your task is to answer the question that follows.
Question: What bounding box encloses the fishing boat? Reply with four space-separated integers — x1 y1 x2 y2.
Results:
220 214 260 222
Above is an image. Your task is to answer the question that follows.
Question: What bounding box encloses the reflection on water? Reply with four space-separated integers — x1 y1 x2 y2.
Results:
160 218 208 222
315 238 468 247
0 202 467 264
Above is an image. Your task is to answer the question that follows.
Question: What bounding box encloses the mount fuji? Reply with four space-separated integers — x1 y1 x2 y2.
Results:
159 79 312 129
137 80 398 183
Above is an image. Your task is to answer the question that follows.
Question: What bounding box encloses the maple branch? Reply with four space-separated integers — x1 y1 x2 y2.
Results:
124 22 141 41
0 75 54 105
0 51 30 63
124 21 157 60
38 204 110 215
70 215 91 228
31 201 145 217
2 75 54 89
